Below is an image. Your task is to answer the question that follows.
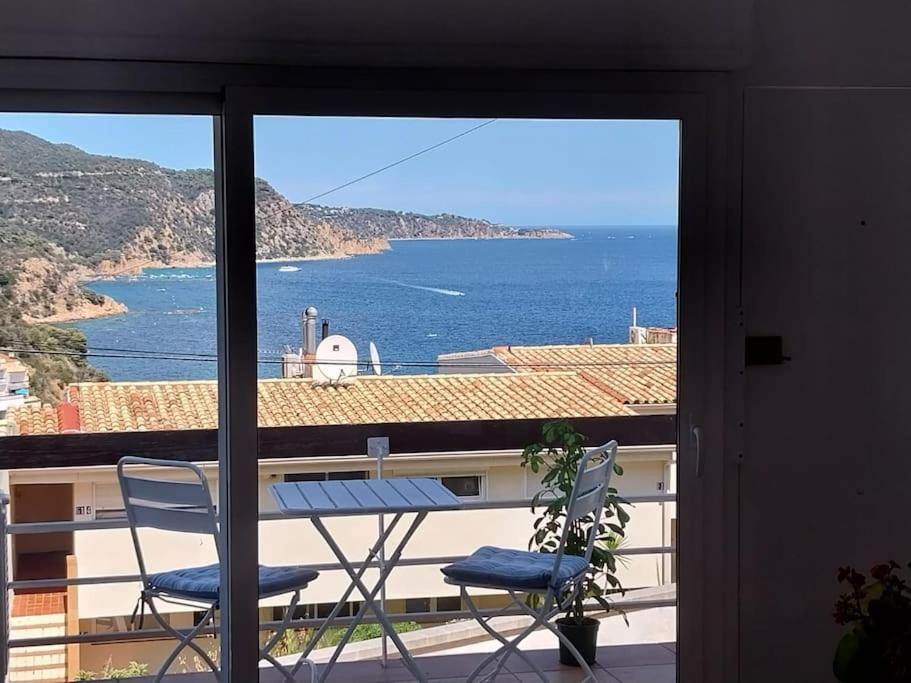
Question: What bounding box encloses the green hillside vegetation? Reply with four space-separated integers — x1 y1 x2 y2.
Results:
295 204 570 240
0 286 106 403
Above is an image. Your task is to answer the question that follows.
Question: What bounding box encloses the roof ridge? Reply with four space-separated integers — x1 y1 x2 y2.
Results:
71 371 588 390
501 342 677 350
69 379 218 387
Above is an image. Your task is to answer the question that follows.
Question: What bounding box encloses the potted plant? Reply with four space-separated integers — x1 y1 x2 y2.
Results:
833 561 911 682
521 420 630 666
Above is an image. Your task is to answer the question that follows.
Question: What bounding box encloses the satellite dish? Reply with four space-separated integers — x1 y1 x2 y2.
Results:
369 341 382 376
313 335 358 384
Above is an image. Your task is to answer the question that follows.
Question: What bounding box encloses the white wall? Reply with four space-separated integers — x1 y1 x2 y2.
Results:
736 4 911 681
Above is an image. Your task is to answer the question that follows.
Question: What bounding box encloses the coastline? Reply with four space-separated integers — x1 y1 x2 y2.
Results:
388 233 572 242
36 249 384 325
46 233 569 325
111 247 393 272
28 294 128 325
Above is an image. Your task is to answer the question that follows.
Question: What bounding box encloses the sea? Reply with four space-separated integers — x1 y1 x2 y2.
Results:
70 226 677 382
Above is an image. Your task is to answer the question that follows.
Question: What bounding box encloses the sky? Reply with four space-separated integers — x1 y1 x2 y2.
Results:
0 113 679 226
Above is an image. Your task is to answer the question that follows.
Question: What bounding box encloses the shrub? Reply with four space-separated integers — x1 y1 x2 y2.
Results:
75 660 149 680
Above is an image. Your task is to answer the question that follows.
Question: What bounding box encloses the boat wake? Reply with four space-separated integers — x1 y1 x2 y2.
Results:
378 279 465 297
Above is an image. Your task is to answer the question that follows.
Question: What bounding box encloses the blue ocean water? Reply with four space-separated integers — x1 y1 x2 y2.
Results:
71 226 677 381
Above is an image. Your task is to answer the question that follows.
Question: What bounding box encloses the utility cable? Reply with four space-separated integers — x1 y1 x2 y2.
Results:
255 119 498 223
1 344 675 370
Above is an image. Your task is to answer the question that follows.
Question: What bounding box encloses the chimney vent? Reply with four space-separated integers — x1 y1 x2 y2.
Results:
321 319 330 341
303 307 319 355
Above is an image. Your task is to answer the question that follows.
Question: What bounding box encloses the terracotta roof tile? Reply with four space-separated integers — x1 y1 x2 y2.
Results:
11 372 635 435
490 343 677 404
10 404 60 435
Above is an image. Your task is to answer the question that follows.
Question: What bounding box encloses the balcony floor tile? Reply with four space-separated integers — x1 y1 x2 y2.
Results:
130 643 675 682
605 664 676 683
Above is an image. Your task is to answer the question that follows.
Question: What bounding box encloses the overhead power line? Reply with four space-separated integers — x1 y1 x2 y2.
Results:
302 119 498 205
1 344 675 371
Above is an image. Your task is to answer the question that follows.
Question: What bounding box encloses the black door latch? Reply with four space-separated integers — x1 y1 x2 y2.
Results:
745 336 792 366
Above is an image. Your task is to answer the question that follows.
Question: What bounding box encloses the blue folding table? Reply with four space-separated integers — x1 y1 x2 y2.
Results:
269 477 463 682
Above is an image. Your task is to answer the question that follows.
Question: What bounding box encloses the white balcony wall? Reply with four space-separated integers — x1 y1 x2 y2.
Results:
56 449 674 620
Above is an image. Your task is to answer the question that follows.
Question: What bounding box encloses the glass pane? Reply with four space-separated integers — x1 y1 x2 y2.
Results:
284 472 326 482
436 596 462 612
252 115 680 677
441 475 481 498
0 113 220 681
405 598 432 614
327 471 369 481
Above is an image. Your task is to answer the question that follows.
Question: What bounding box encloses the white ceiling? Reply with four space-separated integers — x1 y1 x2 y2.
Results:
0 0 750 70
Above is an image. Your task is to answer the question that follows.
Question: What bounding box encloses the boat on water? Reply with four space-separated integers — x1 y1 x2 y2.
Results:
278 265 301 272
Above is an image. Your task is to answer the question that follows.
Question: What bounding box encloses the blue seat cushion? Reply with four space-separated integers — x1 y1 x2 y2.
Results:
441 546 589 591
148 564 319 601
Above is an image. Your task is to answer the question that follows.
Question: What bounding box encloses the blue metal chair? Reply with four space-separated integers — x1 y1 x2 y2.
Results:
440 441 619 682
118 457 318 683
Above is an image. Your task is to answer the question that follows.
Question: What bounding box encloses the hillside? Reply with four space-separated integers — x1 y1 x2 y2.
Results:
295 204 571 241
0 129 568 324
0 129 392 324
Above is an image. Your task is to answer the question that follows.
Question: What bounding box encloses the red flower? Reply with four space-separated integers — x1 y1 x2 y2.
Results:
872 563 896 581
848 569 867 591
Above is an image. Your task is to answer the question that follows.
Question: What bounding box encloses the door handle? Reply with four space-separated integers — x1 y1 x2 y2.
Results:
692 425 703 478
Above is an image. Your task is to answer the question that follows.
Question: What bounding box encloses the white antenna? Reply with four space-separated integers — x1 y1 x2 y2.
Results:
369 341 382 376
632 306 638 328
313 335 358 384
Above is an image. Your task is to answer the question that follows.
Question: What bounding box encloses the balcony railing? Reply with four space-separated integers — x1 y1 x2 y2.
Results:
1 494 674 649
0 415 678 680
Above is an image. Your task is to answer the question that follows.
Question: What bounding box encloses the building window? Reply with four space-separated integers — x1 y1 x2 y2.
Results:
94 508 127 520
440 475 482 499
405 598 432 614
94 615 134 633
284 471 369 483
315 603 335 619
314 601 360 619
273 604 311 622
283 472 324 482
436 596 462 612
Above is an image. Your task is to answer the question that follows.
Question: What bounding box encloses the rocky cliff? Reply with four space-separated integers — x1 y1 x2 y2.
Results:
0 130 392 323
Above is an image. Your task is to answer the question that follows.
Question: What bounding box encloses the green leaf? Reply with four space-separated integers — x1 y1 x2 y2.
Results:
833 631 867 683
594 595 612 610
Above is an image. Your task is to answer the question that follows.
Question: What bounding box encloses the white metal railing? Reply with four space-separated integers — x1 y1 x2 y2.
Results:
0 492 8 683
0 493 676 656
